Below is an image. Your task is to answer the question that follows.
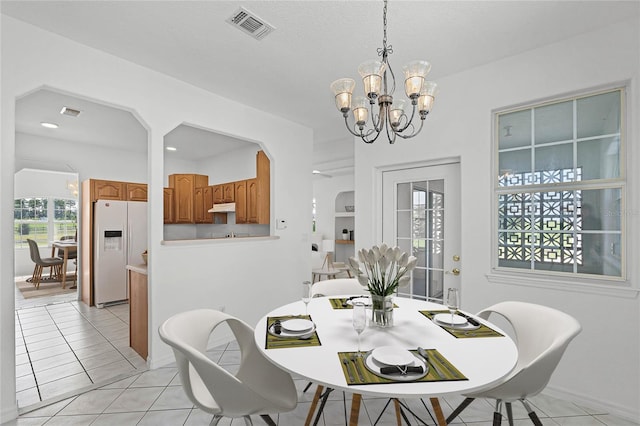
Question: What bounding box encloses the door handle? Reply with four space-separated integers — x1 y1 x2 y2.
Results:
448 268 460 276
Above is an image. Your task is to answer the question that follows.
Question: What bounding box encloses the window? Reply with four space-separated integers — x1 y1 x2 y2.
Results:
14 197 78 249
495 88 624 279
396 180 445 302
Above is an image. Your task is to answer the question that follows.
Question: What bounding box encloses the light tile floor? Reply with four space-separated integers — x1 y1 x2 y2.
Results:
14 288 147 410
8 340 640 425
11 289 639 425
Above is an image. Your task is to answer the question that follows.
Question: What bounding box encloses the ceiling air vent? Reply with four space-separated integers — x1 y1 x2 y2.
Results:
60 106 81 117
226 7 275 40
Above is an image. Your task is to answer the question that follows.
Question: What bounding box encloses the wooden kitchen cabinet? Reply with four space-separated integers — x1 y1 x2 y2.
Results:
126 183 148 201
129 268 148 360
91 179 126 201
234 180 247 223
163 187 175 224
213 185 223 204
169 174 208 223
222 183 235 202
203 186 214 223
194 187 205 223
194 186 216 223
247 178 259 223
253 150 270 224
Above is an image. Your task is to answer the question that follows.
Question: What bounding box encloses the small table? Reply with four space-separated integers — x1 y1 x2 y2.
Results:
255 296 517 426
312 266 352 283
51 240 77 289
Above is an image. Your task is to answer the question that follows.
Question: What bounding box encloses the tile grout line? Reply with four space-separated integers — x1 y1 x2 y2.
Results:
15 310 44 404
68 301 143 373
43 303 96 387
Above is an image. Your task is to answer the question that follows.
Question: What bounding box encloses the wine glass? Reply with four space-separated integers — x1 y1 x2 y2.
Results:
446 288 460 325
352 301 367 357
301 281 312 316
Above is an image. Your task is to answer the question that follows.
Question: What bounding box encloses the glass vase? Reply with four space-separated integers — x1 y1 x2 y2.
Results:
370 294 394 328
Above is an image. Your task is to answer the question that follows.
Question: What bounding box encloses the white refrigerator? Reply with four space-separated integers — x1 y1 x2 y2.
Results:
94 200 147 307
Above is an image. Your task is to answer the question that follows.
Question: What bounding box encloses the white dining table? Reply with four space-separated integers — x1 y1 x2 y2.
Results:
254 296 518 426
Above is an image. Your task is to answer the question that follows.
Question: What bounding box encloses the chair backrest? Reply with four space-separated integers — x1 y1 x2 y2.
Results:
475 301 582 400
311 278 367 297
27 239 43 264
158 309 296 417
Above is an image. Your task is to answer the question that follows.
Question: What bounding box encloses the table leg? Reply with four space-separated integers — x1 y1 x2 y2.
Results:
348 393 362 426
304 385 324 426
61 248 69 289
430 397 447 426
393 399 403 426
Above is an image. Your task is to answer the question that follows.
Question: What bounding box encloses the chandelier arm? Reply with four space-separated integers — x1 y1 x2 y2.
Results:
361 127 385 144
369 105 383 132
384 105 398 144
394 119 425 140
395 103 418 133
342 114 363 137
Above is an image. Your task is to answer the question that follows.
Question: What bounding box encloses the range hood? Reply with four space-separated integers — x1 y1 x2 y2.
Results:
208 203 236 213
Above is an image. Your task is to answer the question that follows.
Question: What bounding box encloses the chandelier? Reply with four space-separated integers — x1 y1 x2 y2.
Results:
330 0 438 144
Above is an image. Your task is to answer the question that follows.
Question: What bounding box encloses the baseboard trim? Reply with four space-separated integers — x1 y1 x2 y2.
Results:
544 385 639 423
1 402 19 424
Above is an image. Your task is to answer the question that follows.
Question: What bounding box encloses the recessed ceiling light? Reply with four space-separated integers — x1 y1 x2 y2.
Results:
166 146 177 151
312 170 321 174
40 122 59 129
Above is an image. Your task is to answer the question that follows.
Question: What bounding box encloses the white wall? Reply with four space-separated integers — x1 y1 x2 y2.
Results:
354 20 639 420
1 16 312 423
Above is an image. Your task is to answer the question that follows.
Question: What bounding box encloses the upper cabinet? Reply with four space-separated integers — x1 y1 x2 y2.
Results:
163 150 270 227
234 180 247 224
163 188 175 224
213 185 223 204
126 183 148 201
92 180 126 201
91 179 147 202
253 150 270 224
223 183 235 203
169 174 208 224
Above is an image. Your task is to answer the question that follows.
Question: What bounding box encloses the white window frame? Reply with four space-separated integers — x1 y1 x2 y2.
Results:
487 84 637 297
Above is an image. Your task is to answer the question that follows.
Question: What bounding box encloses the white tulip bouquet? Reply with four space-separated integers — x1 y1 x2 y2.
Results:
348 243 417 297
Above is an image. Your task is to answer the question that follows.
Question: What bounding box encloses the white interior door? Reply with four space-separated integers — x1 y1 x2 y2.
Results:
382 162 461 303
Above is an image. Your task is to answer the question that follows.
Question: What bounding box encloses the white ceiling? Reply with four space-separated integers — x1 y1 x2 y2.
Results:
5 1 639 161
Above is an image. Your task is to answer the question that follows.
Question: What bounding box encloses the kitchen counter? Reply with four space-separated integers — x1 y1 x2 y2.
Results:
126 263 148 275
161 235 278 246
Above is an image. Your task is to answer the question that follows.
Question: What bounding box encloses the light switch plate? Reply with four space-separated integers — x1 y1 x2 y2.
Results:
276 218 287 229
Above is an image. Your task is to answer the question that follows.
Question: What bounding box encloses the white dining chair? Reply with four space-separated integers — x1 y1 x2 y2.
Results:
311 277 366 297
446 301 582 426
158 309 297 426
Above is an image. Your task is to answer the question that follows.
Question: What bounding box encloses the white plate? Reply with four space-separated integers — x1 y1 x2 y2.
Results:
371 346 415 366
280 319 314 333
364 351 428 381
433 313 468 326
268 322 316 338
346 297 371 307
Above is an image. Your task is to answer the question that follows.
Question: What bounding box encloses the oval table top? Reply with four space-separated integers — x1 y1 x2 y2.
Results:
254 295 517 398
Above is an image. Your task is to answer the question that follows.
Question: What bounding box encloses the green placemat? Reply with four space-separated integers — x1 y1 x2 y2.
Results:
338 349 467 385
265 315 321 349
420 310 504 338
329 297 398 310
